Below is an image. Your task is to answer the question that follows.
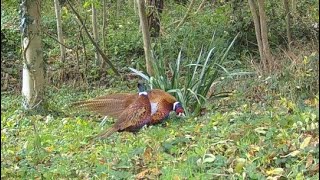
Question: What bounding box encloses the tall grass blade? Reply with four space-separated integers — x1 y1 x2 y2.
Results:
191 47 203 82
215 63 230 74
219 32 239 63
172 50 182 89
129 67 150 81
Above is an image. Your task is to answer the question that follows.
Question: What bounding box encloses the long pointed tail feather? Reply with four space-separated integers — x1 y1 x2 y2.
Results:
94 127 118 139
79 127 118 150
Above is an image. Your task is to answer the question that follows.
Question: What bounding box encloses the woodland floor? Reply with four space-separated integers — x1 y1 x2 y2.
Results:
1 85 319 179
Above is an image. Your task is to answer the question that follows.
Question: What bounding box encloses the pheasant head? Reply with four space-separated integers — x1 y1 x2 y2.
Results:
173 102 184 116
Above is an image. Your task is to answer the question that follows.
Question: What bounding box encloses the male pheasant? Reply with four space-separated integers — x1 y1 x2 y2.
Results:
71 84 184 131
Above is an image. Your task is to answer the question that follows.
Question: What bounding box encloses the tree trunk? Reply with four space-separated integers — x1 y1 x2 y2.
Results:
137 0 154 76
79 28 88 81
101 0 108 71
133 0 138 15
248 0 273 72
147 0 163 37
54 0 66 62
248 0 266 70
292 0 296 15
21 0 45 110
116 0 121 18
284 0 292 50
92 3 101 65
102 0 108 50
257 0 273 70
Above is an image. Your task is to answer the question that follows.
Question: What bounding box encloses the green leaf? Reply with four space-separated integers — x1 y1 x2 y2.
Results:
202 154 216 163
128 67 150 81
234 158 246 173
300 136 312 149
266 168 284 176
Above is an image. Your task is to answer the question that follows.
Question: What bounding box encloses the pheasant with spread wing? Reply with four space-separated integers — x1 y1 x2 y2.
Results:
71 83 184 138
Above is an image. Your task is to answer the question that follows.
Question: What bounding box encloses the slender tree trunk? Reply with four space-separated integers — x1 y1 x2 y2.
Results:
79 29 88 81
284 0 292 50
248 0 273 72
248 0 266 70
291 0 296 15
102 0 107 50
257 0 273 70
92 3 100 65
147 0 163 37
137 0 154 76
116 0 121 18
101 0 108 70
54 0 66 62
21 0 45 110
133 0 138 15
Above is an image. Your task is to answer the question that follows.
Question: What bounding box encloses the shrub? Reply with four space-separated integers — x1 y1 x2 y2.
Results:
130 33 253 116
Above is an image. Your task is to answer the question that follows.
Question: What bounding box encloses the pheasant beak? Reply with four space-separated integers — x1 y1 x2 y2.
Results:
177 112 185 117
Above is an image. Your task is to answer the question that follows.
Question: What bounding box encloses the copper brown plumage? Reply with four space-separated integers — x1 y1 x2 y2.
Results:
147 89 184 125
94 91 151 139
71 83 184 143
71 88 185 126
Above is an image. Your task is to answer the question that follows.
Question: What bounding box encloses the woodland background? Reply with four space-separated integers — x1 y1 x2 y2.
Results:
1 0 319 179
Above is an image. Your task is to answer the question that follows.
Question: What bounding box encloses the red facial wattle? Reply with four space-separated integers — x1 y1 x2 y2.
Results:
175 107 184 115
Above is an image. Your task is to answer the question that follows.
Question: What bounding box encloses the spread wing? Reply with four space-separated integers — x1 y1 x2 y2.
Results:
70 93 137 118
94 94 152 139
